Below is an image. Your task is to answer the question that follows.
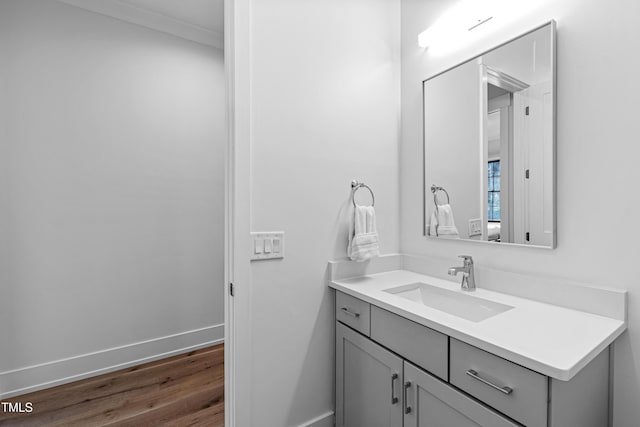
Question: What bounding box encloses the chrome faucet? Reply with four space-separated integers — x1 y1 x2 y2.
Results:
448 255 476 292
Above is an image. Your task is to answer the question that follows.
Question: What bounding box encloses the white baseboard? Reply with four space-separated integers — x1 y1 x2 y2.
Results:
0 324 224 399
298 411 334 427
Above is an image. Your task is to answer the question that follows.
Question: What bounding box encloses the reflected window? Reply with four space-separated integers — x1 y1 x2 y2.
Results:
488 160 500 221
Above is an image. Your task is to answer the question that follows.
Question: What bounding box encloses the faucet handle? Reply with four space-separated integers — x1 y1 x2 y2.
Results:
458 255 473 264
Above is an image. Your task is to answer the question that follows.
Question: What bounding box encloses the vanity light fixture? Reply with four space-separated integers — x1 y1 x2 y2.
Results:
468 16 493 31
416 0 546 49
418 13 494 48
417 0 552 49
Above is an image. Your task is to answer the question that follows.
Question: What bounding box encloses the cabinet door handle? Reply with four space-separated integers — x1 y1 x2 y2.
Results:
466 369 513 395
340 307 360 318
403 381 412 414
390 373 398 404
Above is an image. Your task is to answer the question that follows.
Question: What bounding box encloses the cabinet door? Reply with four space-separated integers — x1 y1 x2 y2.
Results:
336 322 403 427
404 362 519 427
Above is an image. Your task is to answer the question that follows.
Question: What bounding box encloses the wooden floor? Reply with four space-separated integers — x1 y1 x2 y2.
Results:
0 344 224 427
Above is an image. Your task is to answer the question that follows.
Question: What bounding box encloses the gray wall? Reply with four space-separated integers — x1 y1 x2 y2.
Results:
0 0 225 397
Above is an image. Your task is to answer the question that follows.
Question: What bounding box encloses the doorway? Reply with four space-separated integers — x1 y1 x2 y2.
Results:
0 1 227 425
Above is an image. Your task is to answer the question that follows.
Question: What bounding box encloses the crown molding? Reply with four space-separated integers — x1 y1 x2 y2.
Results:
56 0 223 49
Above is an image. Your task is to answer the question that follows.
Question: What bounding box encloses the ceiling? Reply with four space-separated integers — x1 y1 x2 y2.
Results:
117 0 224 34
58 0 224 48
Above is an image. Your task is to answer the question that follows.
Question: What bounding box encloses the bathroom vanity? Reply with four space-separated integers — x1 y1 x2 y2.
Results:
330 267 626 427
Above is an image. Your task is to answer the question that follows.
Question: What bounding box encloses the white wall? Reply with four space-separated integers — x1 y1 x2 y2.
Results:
424 60 482 239
401 1 640 426
238 0 401 425
0 0 225 397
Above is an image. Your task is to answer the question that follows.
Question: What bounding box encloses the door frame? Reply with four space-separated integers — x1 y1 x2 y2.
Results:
482 65 528 244
224 0 252 425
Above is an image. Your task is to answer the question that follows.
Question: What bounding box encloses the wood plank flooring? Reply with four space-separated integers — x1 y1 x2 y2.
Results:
0 344 224 427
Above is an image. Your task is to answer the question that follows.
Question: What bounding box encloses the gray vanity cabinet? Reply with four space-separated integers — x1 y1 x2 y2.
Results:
336 322 404 427
336 318 516 427
335 295 514 427
335 290 612 427
404 362 519 427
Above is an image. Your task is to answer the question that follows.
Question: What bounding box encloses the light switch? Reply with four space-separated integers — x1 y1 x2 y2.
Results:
250 231 285 261
468 218 482 237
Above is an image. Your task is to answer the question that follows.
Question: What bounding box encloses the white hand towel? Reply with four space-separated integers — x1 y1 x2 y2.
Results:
348 205 380 262
429 211 438 236
365 206 376 234
428 204 459 238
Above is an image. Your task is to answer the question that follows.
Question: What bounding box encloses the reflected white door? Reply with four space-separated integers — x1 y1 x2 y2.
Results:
513 81 553 246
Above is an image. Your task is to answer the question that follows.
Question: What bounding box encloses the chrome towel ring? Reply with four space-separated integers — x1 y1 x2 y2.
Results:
430 185 450 236
351 180 375 207
430 184 450 206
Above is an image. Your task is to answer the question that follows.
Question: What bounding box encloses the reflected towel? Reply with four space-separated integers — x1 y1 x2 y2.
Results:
428 204 459 238
348 205 380 262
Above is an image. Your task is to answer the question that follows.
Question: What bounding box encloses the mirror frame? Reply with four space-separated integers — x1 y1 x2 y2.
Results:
422 20 557 249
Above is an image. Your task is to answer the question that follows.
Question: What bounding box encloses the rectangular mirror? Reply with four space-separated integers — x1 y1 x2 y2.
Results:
424 21 556 248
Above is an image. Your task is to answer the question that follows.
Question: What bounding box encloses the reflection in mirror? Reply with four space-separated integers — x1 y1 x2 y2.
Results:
424 21 556 247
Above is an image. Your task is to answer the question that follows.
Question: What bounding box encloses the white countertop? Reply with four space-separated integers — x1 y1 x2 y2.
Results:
330 269 627 381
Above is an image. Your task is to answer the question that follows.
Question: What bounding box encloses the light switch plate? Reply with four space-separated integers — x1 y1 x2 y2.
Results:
250 232 284 260
468 218 482 237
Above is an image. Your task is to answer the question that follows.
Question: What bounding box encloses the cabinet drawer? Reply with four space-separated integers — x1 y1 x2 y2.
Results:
371 306 448 381
404 362 520 427
336 291 371 336
450 339 547 427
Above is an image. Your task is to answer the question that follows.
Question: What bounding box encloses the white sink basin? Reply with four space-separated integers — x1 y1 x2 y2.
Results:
384 282 513 322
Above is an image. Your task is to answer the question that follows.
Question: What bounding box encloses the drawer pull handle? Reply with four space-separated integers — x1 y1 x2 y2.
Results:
391 373 398 404
404 381 412 414
466 369 513 395
340 307 360 318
